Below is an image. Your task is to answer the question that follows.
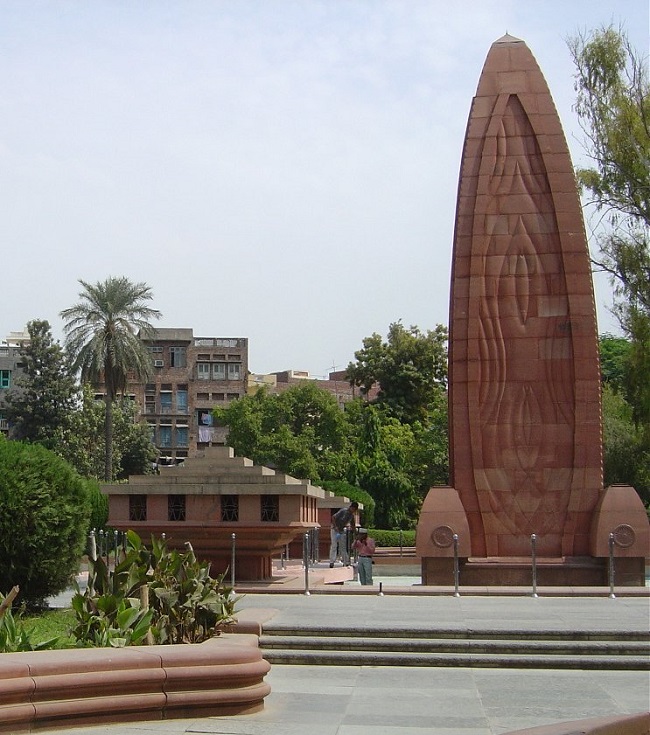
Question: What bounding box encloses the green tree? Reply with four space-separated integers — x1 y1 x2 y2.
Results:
60 277 161 481
56 384 156 481
215 382 352 484
602 384 649 505
569 26 650 442
346 321 448 424
3 320 77 448
599 334 631 391
0 435 90 608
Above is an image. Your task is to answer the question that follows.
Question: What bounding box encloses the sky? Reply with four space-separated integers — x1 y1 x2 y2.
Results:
1 1 648 377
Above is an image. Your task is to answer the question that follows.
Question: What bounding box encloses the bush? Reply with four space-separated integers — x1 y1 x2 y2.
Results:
0 436 91 609
72 531 238 647
368 529 416 547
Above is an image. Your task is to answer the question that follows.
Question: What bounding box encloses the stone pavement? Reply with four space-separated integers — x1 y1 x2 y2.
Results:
36 592 649 735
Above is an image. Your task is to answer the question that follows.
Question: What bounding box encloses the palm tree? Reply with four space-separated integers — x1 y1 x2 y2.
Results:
61 277 162 481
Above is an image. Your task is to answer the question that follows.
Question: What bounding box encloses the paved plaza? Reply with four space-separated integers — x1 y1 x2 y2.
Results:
36 592 649 735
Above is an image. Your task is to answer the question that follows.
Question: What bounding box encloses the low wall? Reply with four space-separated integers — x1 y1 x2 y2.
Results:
504 711 649 735
0 634 270 733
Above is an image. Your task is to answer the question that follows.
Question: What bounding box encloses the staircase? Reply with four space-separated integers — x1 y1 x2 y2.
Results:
259 625 650 670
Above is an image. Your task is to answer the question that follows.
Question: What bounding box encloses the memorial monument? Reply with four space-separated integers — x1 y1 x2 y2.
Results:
417 35 649 586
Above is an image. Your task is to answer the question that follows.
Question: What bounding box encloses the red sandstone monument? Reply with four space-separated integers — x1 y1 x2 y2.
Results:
417 34 649 586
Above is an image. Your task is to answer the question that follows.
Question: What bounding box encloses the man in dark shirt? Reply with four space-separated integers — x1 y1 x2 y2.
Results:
329 501 359 567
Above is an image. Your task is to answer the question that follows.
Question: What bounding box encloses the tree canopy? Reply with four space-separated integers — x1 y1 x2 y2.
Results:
61 277 161 480
569 26 650 444
3 320 77 449
346 321 448 424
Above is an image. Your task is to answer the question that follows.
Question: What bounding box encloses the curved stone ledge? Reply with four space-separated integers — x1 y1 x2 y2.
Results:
504 711 650 735
0 634 270 733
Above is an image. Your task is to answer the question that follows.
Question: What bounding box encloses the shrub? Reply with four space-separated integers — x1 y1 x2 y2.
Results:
72 531 238 647
0 436 91 609
368 529 416 547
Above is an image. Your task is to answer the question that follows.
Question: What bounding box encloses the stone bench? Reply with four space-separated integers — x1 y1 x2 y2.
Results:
0 634 270 733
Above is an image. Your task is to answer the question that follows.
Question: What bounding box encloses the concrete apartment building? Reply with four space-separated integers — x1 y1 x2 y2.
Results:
127 328 248 465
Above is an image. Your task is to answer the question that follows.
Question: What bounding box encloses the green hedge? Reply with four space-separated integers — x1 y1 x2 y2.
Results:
367 529 416 547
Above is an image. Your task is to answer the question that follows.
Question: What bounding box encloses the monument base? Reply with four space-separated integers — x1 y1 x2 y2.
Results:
422 556 647 587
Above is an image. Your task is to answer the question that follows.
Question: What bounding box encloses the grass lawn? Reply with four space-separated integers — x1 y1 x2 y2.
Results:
22 608 77 647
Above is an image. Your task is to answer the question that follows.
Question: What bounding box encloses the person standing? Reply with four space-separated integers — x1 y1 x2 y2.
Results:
329 501 359 567
353 528 376 585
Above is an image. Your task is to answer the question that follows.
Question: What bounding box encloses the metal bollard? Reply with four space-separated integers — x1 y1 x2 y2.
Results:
378 581 384 597
531 533 538 598
608 532 616 599
88 529 97 562
453 533 460 597
231 533 236 589
303 532 311 596
399 529 404 557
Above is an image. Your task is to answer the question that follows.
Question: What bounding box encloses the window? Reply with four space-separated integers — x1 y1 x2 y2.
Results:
159 425 172 447
0 371 10 389
168 495 186 522
196 392 209 401
221 495 239 522
160 392 172 414
176 425 189 447
170 346 186 368
212 363 226 380
197 354 210 361
144 397 155 414
197 363 210 380
147 422 156 442
227 363 241 380
176 389 188 413
129 495 147 522
227 393 240 401
261 495 280 522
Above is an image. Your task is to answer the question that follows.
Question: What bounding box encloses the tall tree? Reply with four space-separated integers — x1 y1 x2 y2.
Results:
3 319 77 448
60 277 161 481
569 26 650 441
346 321 448 424
215 381 352 484
55 384 157 481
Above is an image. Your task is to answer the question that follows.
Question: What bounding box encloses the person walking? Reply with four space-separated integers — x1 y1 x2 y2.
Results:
353 528 376 585
329 501 359 567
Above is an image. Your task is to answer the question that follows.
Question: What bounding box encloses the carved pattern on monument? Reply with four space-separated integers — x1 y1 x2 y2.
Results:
612 524 636 548
470 95 574 538
432 525 455 548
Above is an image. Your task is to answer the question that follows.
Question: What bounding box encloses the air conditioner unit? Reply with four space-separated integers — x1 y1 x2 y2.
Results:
154 360 164 367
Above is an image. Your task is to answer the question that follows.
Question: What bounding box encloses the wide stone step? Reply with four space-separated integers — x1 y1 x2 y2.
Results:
258 626 650 670
261 625 650 643
261 648 649 669
259 634 649 658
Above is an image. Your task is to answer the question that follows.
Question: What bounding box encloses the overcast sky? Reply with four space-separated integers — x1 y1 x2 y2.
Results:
1 1 647 376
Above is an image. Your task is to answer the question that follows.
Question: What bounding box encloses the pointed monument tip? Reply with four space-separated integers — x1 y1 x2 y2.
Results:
494 32 524 44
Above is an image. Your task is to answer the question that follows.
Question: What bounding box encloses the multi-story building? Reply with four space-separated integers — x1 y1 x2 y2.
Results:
0 330 30 437
127 328 248 465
